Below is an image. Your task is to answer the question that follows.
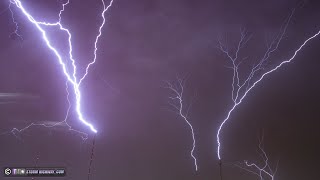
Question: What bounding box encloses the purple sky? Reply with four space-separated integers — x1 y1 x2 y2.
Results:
0 0 320 179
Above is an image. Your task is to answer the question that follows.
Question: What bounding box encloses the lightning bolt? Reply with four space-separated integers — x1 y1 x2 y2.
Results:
8 2 23 42
235 135 278 180
1 81 88 140
216 9 320 160
165 77 198 171
3 0 114 136
79 0 114 85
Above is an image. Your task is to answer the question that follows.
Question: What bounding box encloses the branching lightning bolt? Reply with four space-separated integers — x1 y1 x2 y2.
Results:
79 0 114 85
3 0 114 137
8 2 23 42
235 135 278 180
165 77 198 171
216 9 320 160
1 81 88 140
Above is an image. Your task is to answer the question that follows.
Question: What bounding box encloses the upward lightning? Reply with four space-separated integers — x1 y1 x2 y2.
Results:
79 0 114 84
216 10 320 160
8 2 23 42
165 77 198 171
1 81 88 140
7 0 114 134
235 135 278 180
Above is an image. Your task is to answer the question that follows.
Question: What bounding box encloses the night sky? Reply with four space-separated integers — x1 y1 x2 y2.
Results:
0 0 320 179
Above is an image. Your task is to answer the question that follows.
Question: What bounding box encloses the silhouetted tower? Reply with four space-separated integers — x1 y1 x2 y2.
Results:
31 152 40 180
219 160 223 180
87 134 96 180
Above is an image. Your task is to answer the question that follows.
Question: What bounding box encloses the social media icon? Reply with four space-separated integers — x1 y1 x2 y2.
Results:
4 168 11 176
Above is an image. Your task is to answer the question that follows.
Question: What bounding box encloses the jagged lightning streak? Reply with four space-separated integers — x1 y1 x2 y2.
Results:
235 135 278 180
216 10 320 160
79 0 114 84
1 81 88 140
6 0 114 135
8 2 23 42
8 0 95 133
165 77 198 171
